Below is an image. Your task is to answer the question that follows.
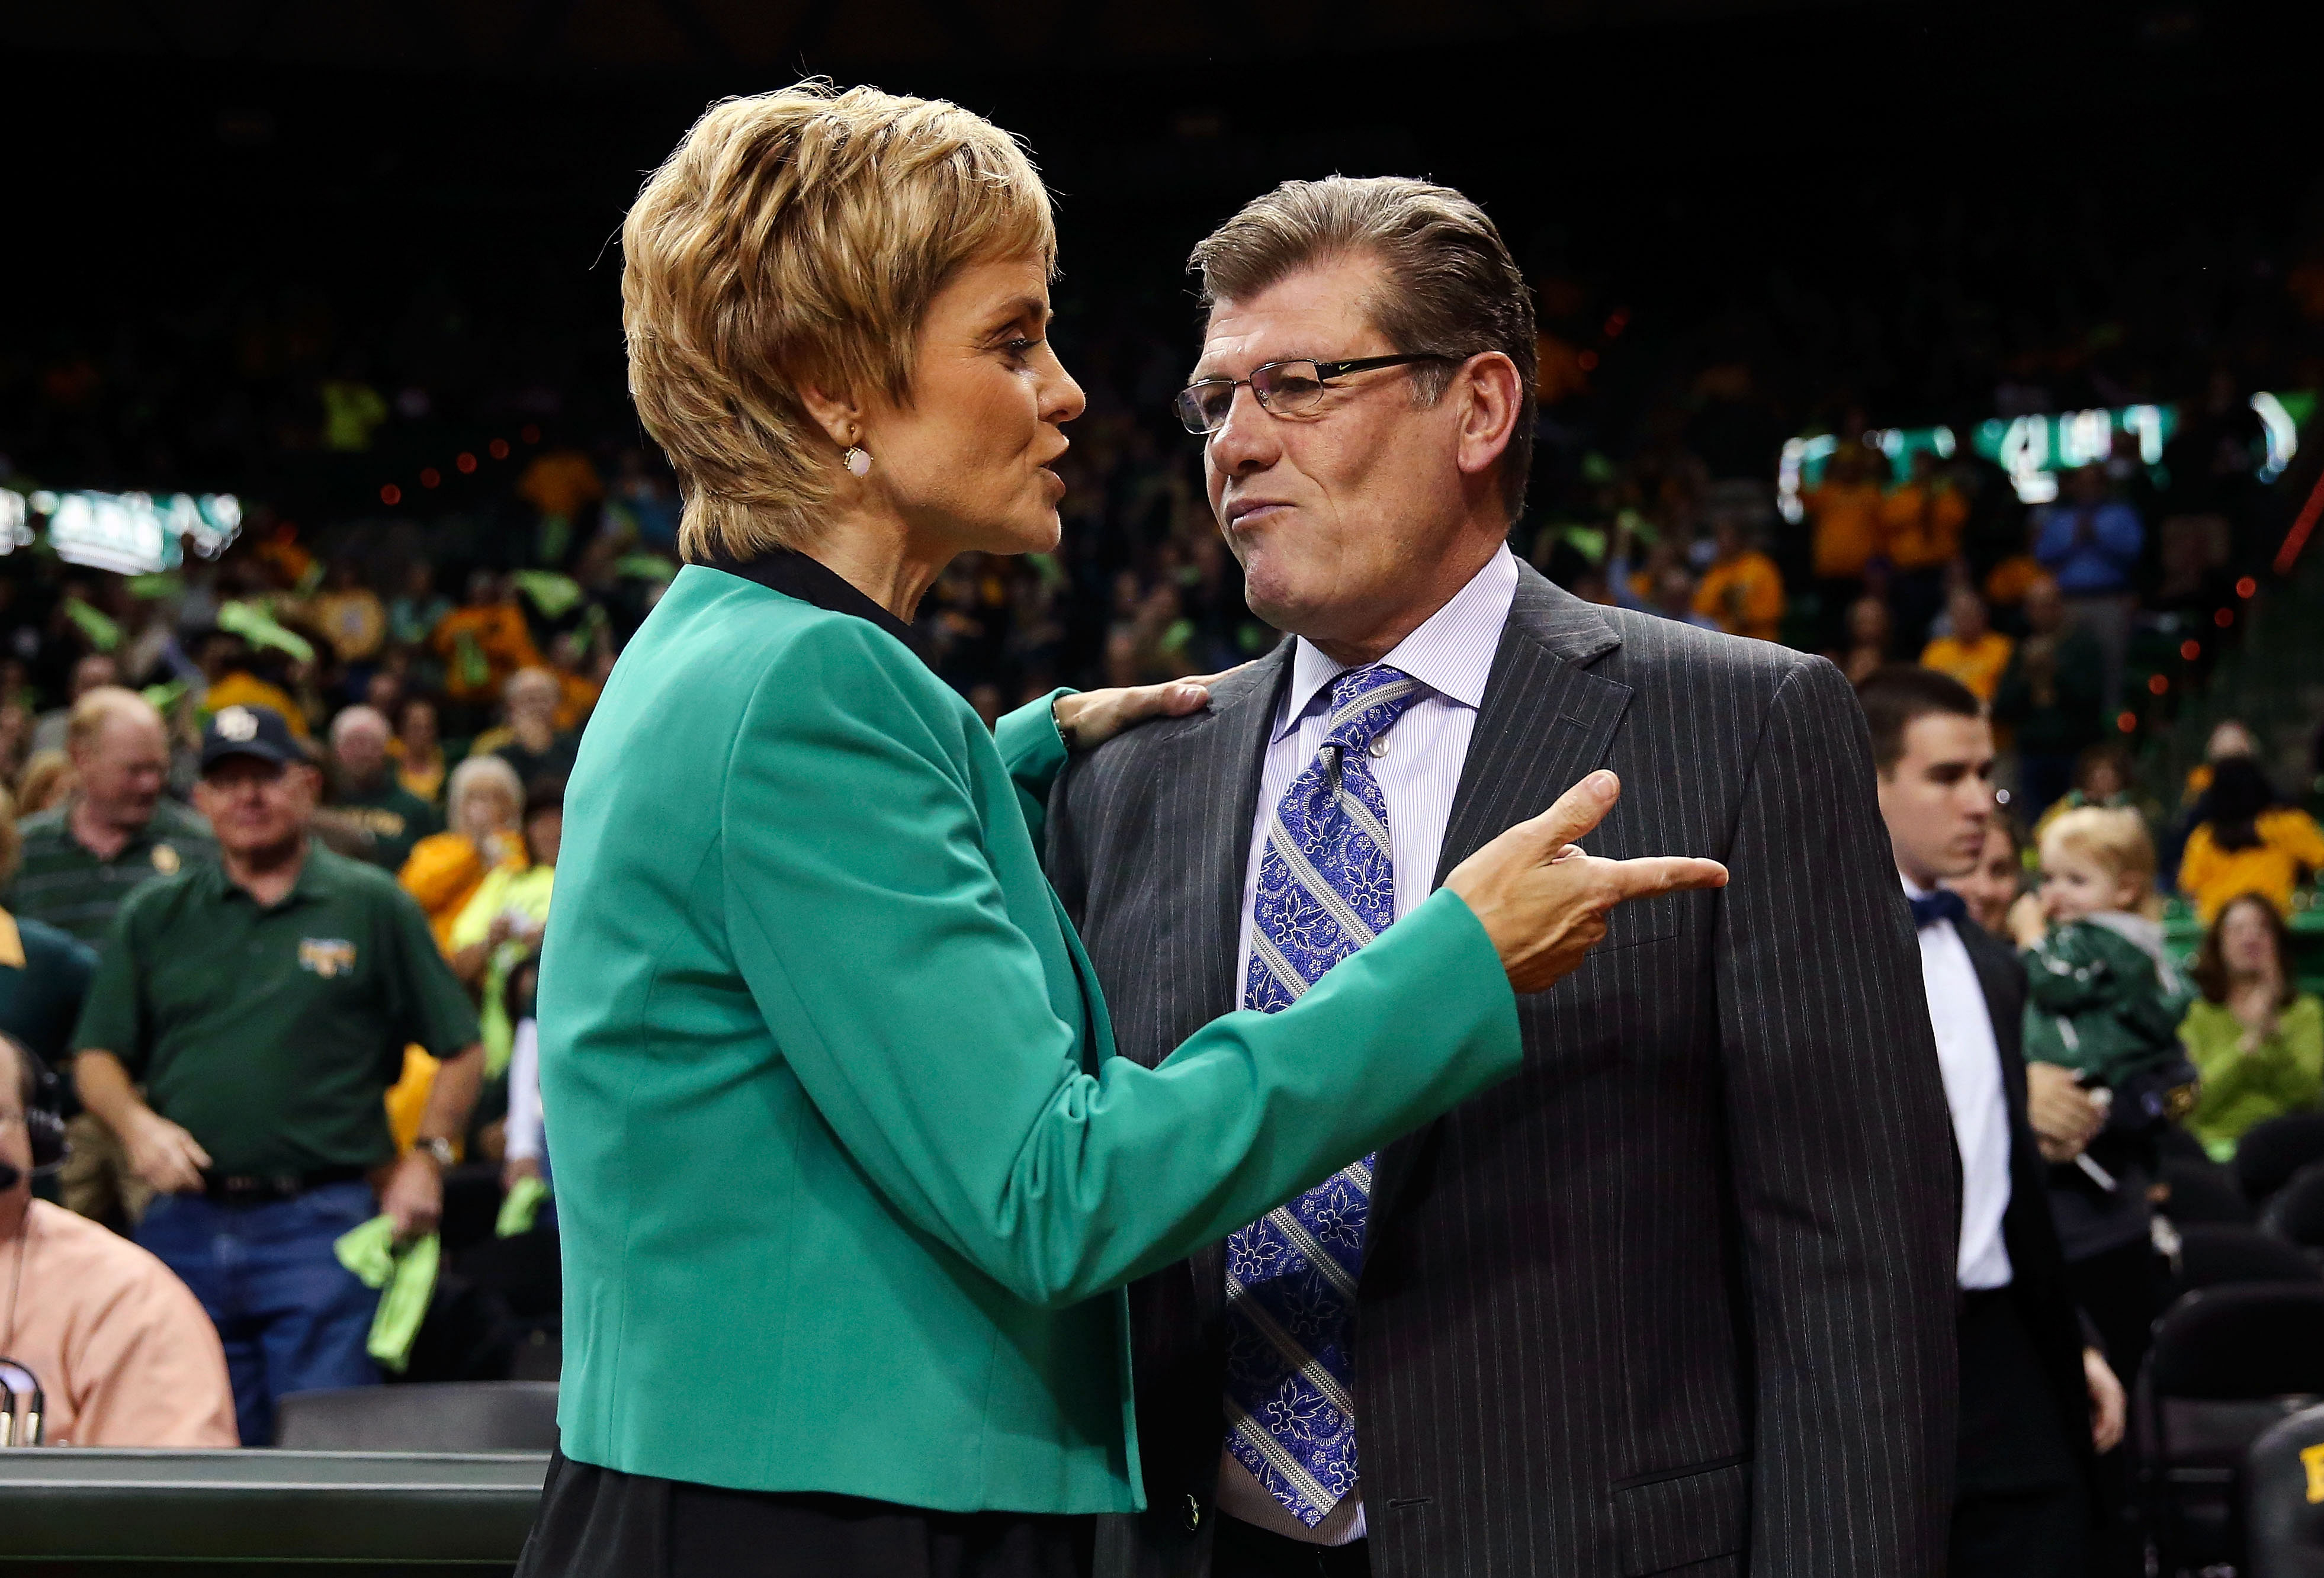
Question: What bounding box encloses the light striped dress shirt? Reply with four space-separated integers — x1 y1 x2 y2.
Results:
1234 545 1521 992
1221 545 1519 1545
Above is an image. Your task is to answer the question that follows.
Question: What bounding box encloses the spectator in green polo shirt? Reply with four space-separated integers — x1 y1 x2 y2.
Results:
4 686 213 1228
323 704 440 873
3 686 214 943
0 787 97 1079
72 703 484 1448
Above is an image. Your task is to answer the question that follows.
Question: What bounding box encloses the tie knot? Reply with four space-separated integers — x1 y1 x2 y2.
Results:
1323 664 1424 754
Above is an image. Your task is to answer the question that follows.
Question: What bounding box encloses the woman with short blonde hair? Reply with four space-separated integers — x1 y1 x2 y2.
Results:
518 82 1718 1578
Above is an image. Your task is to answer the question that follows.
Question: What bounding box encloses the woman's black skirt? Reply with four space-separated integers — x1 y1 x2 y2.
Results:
513 1448 1093 1578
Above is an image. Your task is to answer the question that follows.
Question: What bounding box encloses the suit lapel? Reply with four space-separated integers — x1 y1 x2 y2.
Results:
1153 642 1291 1322
1370 564 1635 1231
1154 642 1292 1039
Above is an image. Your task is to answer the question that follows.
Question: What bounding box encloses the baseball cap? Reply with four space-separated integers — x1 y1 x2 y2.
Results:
200 705 302 772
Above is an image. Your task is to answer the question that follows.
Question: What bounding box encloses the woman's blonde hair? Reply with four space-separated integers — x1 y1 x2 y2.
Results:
2041 805 2156 896
622 82 1055 563
447 754 524 843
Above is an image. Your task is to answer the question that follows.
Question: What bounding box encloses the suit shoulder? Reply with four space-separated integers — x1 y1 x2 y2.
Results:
1591 606 1818 695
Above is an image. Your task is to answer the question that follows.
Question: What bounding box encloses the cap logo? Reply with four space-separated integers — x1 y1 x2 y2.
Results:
217 706 259 742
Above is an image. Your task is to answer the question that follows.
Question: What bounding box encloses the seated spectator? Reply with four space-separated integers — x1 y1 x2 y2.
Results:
545 628 611 732
1878 449 1966 648
303 558 388 669
431 572 543 721
1918 586 2013 702
1690 518 1785 641
2181 718 2259 811
1992 577 2105 820
197 629 310 741
28 654 118 757
2178 755 2324 923
1838 594 1892 685
14 750 73 818
400 754 525 953
393 696 447 805
468 668 579 792
1943 806 2027 937
448 777 561 1082
1803 441 1886 647
2031 742 2139 843
325 706 439 873
2181 894 2324 1162
2032 465 2143 712
0 1036 236 1447
0 787 95 1076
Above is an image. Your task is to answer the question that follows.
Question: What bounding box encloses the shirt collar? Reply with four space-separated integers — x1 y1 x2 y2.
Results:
696 544 919 651
1275 546 1520 743
207 838 335 909
1899 869 1932 899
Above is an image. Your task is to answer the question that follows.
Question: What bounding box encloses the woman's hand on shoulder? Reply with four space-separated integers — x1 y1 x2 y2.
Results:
1052 667 1248 753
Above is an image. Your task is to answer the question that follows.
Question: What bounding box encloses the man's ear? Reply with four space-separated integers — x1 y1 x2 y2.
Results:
1452 352 1521 479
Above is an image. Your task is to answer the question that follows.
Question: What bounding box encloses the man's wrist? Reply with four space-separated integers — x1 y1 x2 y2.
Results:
412 1136 457 1169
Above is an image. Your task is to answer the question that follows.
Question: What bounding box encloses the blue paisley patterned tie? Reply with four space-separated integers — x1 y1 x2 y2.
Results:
1226 662 1426 1526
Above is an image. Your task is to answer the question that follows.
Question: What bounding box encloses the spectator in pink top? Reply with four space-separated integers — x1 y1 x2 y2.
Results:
0 1036 236 1447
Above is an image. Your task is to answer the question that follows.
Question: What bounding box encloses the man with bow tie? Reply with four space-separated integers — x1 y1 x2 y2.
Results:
1859 664 2124 1577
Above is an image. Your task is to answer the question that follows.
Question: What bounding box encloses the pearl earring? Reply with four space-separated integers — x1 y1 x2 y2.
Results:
843 445 872 478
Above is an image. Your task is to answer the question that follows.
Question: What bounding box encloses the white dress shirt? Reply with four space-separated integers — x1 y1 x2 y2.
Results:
1219 546 1520 1545
1904 873 2016 1291
1232 547 1521 992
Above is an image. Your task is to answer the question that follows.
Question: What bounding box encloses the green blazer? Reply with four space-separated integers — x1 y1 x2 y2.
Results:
538 549 1522 1515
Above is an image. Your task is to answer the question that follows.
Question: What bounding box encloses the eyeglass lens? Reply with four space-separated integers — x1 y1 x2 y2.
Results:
1177 361 1331 434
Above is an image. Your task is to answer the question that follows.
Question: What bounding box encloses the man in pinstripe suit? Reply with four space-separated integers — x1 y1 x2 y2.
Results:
1049 176 1961 1577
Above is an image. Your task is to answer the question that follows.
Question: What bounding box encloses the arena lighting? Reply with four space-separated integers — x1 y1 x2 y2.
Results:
2117 710 2138 734
489 438 510 459
420 467 442 488
0 488 240 573
457 452 478 474
1777 425 1956 523
2236 575 2258 597
1781 392 2313 520
2181 639 2201 661
380 484 402 506
2149 674 2169 696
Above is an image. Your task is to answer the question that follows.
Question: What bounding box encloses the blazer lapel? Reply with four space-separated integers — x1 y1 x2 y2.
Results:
1370 564 1635 1230
1153 641 1291 1322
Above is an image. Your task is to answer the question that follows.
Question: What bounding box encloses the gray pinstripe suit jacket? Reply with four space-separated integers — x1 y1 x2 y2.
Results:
1049 563 1961 1577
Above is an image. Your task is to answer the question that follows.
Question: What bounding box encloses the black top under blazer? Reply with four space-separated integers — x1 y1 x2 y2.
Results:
1047 564 1964 1578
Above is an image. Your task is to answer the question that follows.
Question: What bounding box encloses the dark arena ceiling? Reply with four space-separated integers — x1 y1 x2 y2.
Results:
8 0 1911 73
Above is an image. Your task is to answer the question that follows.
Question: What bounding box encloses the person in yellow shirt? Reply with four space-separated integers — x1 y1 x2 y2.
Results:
429 573 543 714
1880 451 1969 648
1690 519 1786 641
2179 756 2324 922
398 754 526 953
1803 442 1886 647
1919 586 2014 702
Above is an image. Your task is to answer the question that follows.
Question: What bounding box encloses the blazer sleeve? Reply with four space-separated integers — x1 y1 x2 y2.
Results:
720 622 1523 1309
993 688 1071 850
1712 655 1960 1577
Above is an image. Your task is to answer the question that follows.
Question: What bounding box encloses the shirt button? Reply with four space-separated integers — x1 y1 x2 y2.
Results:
1181 1495 1201 1532
1368 736 1389 758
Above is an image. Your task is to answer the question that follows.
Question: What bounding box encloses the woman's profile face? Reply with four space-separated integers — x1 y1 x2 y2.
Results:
866 251 1086 558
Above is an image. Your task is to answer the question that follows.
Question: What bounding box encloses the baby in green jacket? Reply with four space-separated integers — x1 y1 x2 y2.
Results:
2015 807 2199 1168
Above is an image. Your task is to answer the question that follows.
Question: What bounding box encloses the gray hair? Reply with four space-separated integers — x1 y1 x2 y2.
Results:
1189 175 1537 520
